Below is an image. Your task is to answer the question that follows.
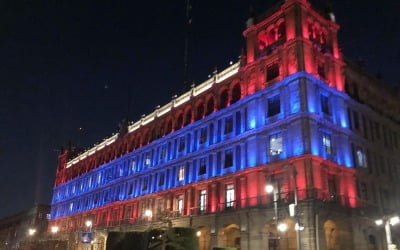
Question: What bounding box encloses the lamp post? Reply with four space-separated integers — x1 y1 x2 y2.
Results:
291 167 302 250
375 215 399 250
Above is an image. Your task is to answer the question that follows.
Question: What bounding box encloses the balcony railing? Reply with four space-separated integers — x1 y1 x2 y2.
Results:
60 188 371 232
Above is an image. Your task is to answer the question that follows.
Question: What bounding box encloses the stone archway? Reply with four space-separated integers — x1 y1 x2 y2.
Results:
197 226 211 250
218 224 241 249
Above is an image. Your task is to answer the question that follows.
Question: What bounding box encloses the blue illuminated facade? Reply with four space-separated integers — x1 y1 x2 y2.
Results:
49 2 400 249
50 72 355 218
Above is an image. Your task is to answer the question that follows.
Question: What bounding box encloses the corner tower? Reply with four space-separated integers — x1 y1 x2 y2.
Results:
243 0 344 91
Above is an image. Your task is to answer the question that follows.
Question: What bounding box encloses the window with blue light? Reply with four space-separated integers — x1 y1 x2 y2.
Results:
142 178 148 191
224 150 233 168
178 137 185 153
322 133 333 157
198 158 207 175
269 133 283 156
320 94 330 115
127 183 133 196
131 159 136 172
145 153 151 166
224 116 233 135
200 127 207 144
267 95 280 117
178 165 185 181
119 165 124 177
159 173 165 186
160 145 166 160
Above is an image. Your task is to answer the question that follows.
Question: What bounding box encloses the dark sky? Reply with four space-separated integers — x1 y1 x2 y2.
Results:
0 0 399 218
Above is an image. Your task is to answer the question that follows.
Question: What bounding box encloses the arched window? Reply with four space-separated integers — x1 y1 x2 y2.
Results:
175 114 183 130
268 29 276 44
219 90 229 109
231 84 241 104
206 98 215 116
277 22 286 40
196 102 204 121
308 23 314 39
257 31 267 50
184 109 192 126
166 120 173 134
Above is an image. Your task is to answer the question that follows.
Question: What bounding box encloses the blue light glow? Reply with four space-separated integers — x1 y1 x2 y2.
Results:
51 72 356 219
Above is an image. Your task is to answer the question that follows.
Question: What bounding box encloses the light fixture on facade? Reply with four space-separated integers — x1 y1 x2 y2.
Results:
265 184 274 193
375 219 383 226
28 228 36 236
196 231 201 237
85 220 93 228
144 209 153 218
51 226 59 234
277 223 288 232
389 216 399 226
295 222 304 231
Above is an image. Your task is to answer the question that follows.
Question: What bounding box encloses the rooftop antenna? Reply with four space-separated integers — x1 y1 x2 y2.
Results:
183 0 192 88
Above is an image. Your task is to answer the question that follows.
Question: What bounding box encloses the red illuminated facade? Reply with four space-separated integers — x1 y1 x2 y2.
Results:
49 1 400 250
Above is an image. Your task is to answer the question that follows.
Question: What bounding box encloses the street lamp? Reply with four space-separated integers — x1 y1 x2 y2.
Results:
375 215 399 250
28 228 36 236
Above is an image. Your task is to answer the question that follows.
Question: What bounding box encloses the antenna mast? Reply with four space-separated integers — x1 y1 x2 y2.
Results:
183 0 191 87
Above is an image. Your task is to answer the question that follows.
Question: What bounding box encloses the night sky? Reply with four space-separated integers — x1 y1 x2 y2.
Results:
0 0 399 218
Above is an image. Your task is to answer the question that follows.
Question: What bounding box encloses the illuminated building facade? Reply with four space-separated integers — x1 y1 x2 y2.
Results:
49 0 400 249
0 204 50 250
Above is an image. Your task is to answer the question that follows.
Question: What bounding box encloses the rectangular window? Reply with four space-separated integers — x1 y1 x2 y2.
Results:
145 153 151 166
178 165 185 181
327 175 337 195
178 137 185 152
353 111 360 130
158 173 165 186
267 95 280 117
354 146 367 168
127 183 133 195
360 182 368 200
320 95 330 115
142 178 148 191
318 63 325 79
323 133 333 156
177 195 184 215
225 184 235 208
158 199 165 213
200 127 207 144
199 158 207 175
131 159 136 172
160 145 166 160
266 62 279 81
374 122 381 140
224 116 233 134
199 190 207 212
124 206 132 220
269 133 283 156
224 150 233 168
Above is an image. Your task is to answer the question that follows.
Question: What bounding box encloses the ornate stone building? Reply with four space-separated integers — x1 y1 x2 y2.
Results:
0 204 50 250
49 0 400 249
